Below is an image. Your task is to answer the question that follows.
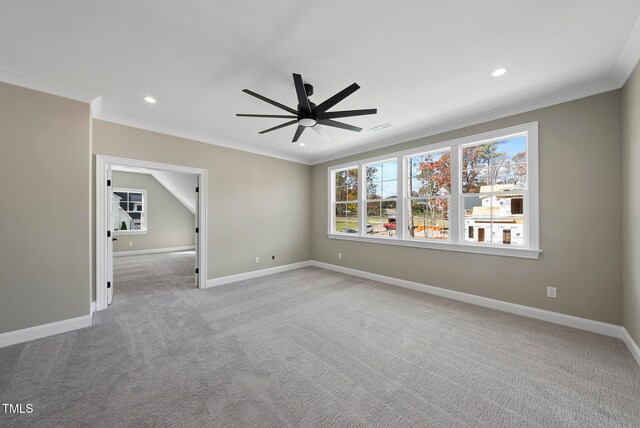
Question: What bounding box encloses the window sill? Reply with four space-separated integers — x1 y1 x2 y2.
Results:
114 230 147 236
327 233 541 259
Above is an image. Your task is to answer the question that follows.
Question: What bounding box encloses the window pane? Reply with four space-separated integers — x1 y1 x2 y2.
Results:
114 192 127 201
407 150 450 196
346 168 358 187
129 212 141 220
366 201 396 236
491 193 525 245
381 180 397 199
335 186 347 202
409 198 448 240
119 202 127 211
463 194 490 242
129 193 143 202
335 170 347 187
381 160 397 181
335 203 347 233
462 167 489 193
367 164 382 182
347 186 358 202
345 203 358 234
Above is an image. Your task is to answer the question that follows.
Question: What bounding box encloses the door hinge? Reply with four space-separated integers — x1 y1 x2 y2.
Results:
195 227 199 233
107 230 111 238
195 186 199 193
195 268 199 274
107 179 111 186
107 281 111 289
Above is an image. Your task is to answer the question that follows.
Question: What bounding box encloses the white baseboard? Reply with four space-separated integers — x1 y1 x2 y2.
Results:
90 301 96 315
622 328 640 366
206 261 313 288
310 261 624 338
0 314 93 348
113 246 195 257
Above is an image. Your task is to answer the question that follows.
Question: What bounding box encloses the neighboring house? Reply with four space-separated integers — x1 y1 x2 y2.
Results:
464 184 525 245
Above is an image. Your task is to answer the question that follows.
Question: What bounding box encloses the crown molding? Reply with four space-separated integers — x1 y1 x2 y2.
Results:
0 66 98 103
310 77 619 165
612 15 640 87
92 106 311 165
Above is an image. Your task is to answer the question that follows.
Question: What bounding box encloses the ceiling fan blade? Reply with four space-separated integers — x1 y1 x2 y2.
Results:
319 119 362 132
237 114 297 119
293 73 311 115
242 89 298 115
292 125 305 142
315 83 360 113
259 120 298 134
317 108 377 120
312 125 331 141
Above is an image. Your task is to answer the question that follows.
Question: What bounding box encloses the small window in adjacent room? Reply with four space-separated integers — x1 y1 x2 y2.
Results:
113 188 147 233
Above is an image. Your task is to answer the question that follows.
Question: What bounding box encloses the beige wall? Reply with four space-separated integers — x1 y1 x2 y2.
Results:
0 82 91 334
311 91 623 325
93 120 311 284
623 62 640 344
112 171 195 253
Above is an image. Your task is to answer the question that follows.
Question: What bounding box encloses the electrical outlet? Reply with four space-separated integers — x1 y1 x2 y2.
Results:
272 255 275 260
255 257 260 264
547 286 557 298
128 241 133 247
338 252 342 260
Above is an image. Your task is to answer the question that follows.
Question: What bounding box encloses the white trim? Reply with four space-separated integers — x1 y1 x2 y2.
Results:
327 123 540 259
0 314 93 348
327 233 541 259
612 15 640 86
114 246 195 257
206 261 313 288
96 155 208 311
310 261 621 338
622 328 640 367
93 108 310 165
311 78 617 165
0 66 98 103
90 301 96 315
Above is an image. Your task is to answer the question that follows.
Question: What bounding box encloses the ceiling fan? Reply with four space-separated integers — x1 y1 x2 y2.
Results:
236 73 377 143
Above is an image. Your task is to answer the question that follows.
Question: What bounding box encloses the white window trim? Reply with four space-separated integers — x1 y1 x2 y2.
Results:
327 122 541 259
113 187 147 235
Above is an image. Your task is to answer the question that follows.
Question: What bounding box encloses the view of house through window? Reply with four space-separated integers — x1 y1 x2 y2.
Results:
328 123 537 255
113 188 146 232
462 136 527 245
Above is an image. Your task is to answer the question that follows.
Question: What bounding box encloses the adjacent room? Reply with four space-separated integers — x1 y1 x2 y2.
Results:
1 1 640 427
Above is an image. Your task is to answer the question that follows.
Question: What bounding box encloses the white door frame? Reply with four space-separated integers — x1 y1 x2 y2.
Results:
95 154 208 311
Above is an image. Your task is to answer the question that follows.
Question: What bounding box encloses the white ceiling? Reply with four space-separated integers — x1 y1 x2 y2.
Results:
1 1 640 164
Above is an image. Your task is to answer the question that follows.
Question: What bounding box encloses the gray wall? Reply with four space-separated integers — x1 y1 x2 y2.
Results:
0 82 91 334
623 61 640 344
93 120 311 285
112 172 195 253
311 91 623 325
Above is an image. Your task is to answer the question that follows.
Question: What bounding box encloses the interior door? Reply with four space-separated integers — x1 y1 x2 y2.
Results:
107 166 114 304
194 176 200 288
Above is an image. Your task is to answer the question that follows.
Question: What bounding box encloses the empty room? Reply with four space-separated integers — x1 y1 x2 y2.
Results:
1 1 640 427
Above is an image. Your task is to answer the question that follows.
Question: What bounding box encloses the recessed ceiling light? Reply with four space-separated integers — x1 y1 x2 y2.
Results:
491 68 507 77
299 142 305 147
144 96 157 104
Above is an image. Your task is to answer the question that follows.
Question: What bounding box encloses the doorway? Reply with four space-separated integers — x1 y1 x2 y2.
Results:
96 155 207 312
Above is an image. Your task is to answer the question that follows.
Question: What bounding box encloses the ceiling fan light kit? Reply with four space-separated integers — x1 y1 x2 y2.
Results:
236 73 377 143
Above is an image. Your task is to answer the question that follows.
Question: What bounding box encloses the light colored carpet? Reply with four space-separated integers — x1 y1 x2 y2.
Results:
1 252 639 427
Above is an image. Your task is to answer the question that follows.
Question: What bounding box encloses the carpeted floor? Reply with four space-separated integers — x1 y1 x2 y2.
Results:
1 252 639 427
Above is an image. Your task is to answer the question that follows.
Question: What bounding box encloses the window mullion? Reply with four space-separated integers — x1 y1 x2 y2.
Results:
449 147 460 243
359 163 365 237
396 155 405 240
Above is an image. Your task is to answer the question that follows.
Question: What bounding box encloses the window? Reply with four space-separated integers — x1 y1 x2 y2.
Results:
365 159 397 237
333 167 358 234
327 122 540 259
113 188 147 234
